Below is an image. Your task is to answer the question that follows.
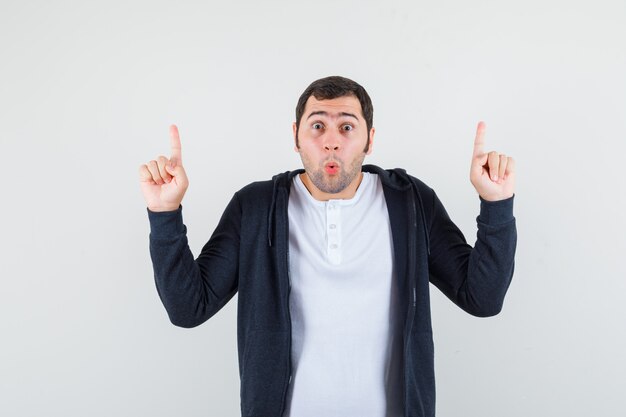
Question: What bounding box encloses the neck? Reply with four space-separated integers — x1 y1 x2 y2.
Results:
300 172 364 201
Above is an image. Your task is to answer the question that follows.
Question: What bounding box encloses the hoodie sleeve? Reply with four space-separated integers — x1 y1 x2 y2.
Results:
427 192 517 317
147 194 241 328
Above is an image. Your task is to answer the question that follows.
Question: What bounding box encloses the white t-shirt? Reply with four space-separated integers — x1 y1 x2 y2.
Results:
283 172 404 417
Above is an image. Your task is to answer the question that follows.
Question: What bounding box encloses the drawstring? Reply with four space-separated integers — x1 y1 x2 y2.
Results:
409 177 431 256
267 170 302 247
267 178 278 247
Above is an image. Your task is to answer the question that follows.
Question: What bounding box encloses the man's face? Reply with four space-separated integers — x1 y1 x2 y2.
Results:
293 95 375 199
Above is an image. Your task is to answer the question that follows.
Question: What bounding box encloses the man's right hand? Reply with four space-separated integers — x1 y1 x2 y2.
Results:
139 124 189 212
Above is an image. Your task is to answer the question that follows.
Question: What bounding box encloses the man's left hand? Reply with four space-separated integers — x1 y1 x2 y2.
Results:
470 121 516 201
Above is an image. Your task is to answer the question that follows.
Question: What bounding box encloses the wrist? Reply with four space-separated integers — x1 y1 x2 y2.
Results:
479 192 514 202
147 204 181 213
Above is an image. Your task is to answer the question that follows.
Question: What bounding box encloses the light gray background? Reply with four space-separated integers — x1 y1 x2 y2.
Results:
1 0 624 416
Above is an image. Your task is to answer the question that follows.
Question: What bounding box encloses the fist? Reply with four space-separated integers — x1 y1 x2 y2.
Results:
470 121 516 202
139 125 189 212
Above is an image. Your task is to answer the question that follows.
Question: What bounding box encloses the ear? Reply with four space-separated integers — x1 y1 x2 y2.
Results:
292 122 299 152
366 127 375 155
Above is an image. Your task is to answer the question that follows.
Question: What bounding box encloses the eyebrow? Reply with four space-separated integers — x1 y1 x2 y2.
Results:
305 111 359 121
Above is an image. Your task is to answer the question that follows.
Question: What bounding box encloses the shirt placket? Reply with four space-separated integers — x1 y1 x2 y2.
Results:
326 201 341 265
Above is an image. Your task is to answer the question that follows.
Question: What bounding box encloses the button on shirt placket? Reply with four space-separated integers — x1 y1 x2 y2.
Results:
326 202 341 265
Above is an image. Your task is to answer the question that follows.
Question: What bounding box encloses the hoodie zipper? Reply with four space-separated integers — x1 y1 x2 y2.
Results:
279 189 293 416
404 187 418 417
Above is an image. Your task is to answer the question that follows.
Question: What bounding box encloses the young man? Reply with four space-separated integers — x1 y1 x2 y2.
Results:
139 76 517 417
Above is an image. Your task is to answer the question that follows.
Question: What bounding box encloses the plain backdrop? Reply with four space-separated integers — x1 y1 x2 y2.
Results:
1 0 624 416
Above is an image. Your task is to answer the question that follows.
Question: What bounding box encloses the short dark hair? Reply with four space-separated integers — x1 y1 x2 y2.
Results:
295 76 373 151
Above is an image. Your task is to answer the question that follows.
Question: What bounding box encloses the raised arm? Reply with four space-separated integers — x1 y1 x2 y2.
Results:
140 126 240 327
428 122 517 317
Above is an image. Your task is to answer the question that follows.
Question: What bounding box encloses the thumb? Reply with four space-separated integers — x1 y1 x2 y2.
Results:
471 152 488 171
165 162 189 185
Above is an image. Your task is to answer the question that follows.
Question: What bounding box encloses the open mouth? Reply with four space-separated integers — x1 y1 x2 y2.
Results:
325 162 339 175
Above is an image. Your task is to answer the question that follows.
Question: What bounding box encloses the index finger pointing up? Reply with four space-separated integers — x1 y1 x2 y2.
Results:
473 121 486 157
169 124 183 166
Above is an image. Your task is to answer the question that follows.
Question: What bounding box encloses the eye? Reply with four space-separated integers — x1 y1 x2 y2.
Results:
312 122 323 129
342 124 353 131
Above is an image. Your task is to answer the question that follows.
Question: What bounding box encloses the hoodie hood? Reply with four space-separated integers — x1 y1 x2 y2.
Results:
267 164 430 254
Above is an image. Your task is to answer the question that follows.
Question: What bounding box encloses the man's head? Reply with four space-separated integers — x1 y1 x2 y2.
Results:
294 75 374 150
292 76 375 200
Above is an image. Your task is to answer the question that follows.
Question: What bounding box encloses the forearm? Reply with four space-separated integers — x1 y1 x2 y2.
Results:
147 204 239 327
462 196 517 316
429 194 517 317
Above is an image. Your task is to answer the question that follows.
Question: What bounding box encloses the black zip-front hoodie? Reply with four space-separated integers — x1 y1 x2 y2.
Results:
147 164 517 417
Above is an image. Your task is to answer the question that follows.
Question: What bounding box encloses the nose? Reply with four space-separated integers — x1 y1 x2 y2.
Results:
323 132 340 152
